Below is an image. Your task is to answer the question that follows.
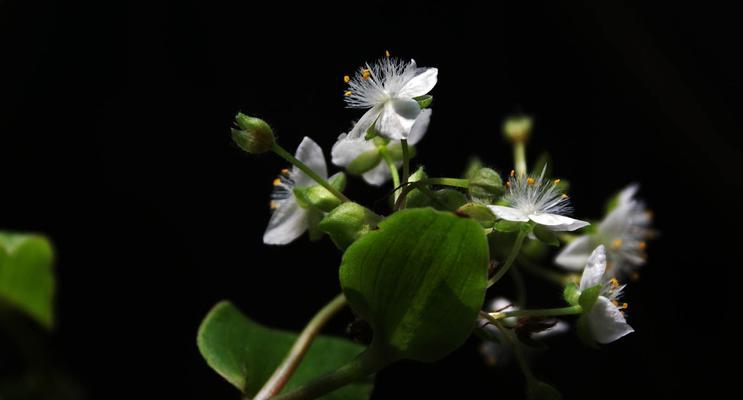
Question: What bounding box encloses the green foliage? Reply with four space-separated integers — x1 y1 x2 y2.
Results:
339 208 489 363
456 203 496 227
0 233 55 329
414 95 433 108
197 301 373 399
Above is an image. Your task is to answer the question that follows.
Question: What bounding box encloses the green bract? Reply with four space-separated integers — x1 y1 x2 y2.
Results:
197 301 373 399
319 202 383 250
339 208 489 363
0 232 55 329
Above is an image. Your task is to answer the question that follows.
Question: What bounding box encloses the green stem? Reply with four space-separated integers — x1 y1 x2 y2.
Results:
487 229 528 288
271 349 388 400
423 177 470 188
489 305 583 320
518 256 576 286
378 145 401 202
514 141 527 176
398 139 410 209
481 312 535 383
272 143 351 203
254 294 347 400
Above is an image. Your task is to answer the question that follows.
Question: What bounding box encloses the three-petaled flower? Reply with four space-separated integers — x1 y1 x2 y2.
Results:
344 56 437 141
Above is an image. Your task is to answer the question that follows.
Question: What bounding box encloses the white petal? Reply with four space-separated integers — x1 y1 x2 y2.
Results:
263 199 308 245
361 160 399 186
579 245 607 291
618 183 640 206
488 297 516 312
347 105 384 140
375 98 421 140
292 137 327 187
588 296 634 344
487 205 529 222
597 203 629 237
554 236 593 270
331 133 376 168
529 213 590 231
398 67 439 98
406 109 432 145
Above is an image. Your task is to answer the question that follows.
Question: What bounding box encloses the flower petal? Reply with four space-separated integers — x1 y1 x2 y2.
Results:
347 105 383 140
487 205 529 222
263 198 308 245
579 245 607 291
292 137 327 187
618 183 640 206
331 133 376 168
555 236 593 270
529 213 590 231
361 159 399 186
375 98 421 140
406 108 432 145
588 296 634 344
398 67 439 98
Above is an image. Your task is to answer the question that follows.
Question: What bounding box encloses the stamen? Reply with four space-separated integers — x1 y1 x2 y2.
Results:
609 278 620 288
510 170 515 177
272 178 281 186
638 241 647 250
527 177 536 185
612 239 623 249
362 69 371 80
505 181 511 189
385 50 390 57
281 168 290 175
618 302 629 310
344 91 352 96
553 178 561 184
270 200 279 210
561 194 569 199
343 75 350 83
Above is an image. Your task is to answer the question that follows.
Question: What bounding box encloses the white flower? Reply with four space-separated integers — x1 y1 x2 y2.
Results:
263 137 338 245
578 245 634 344
487 168 589 231
344 56 437 141
555 184 653 278
331 109 432 186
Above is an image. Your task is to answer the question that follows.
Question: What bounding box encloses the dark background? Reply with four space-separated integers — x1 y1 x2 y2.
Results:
1 0 738 398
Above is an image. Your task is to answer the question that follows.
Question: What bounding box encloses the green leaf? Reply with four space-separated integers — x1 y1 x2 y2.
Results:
0 232 55 329
347 150 382 175
533 225 559 247
197 301 373 399
339 208 489 363
430 189 468 211
493 220 524 233
413 95 433 108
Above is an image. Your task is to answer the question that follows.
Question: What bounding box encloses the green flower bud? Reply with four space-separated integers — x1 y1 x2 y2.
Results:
347 149 382 175
467 167 504 204
456 203 496 227
503 115 533 143
231 113 275 154
318 202 383 250
293 173 347 213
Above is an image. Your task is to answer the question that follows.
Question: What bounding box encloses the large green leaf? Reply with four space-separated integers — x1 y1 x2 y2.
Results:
0 232 55 329
197 301 373 399
339 207 489 363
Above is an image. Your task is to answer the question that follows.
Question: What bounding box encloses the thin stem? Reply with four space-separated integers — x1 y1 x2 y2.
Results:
272 349 388 400
514 141 527 176
378 145 401 202
272 143 351 203
481 312 535 383
488 229 527 288
518 256 576 286
424 177 470 188
489 305 583 321
254 294 347 400
399 139 410 209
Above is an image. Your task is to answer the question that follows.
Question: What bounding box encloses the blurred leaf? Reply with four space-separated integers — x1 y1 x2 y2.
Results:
340 208 489 363
197 301 373 399
493 220 524 233
347 150 382 175
0 232 55 329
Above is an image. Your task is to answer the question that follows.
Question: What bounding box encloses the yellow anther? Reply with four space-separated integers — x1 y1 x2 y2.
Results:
505 181 511 189
526 177 536 185
561 194 569 199
385 50 390 57
609 278 620 288
510 170 515 177
281 168 290 175
343 75 350 83
270 200 279 210
638 241 647 250
554 178 561 184
362 69 371 80
619 302 629 310
272 178 281 186
344 91 352 96
612 239 623 249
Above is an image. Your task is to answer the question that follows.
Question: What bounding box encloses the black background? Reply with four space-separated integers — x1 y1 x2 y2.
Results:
1 1 737 399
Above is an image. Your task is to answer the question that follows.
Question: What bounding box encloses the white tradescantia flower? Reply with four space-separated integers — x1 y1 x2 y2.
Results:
487 168 589 231
343 55 437 141
263 137 339 245
555 184 653 278
578 245 634 344
331 109 431 186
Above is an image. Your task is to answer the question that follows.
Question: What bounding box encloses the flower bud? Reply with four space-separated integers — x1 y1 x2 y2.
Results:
502 115 533 143
318 202 383 250
468 167 505 204
294 173 347 213
231 113 275 154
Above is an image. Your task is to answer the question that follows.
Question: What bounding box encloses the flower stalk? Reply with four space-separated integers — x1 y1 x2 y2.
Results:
272 143 351 203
